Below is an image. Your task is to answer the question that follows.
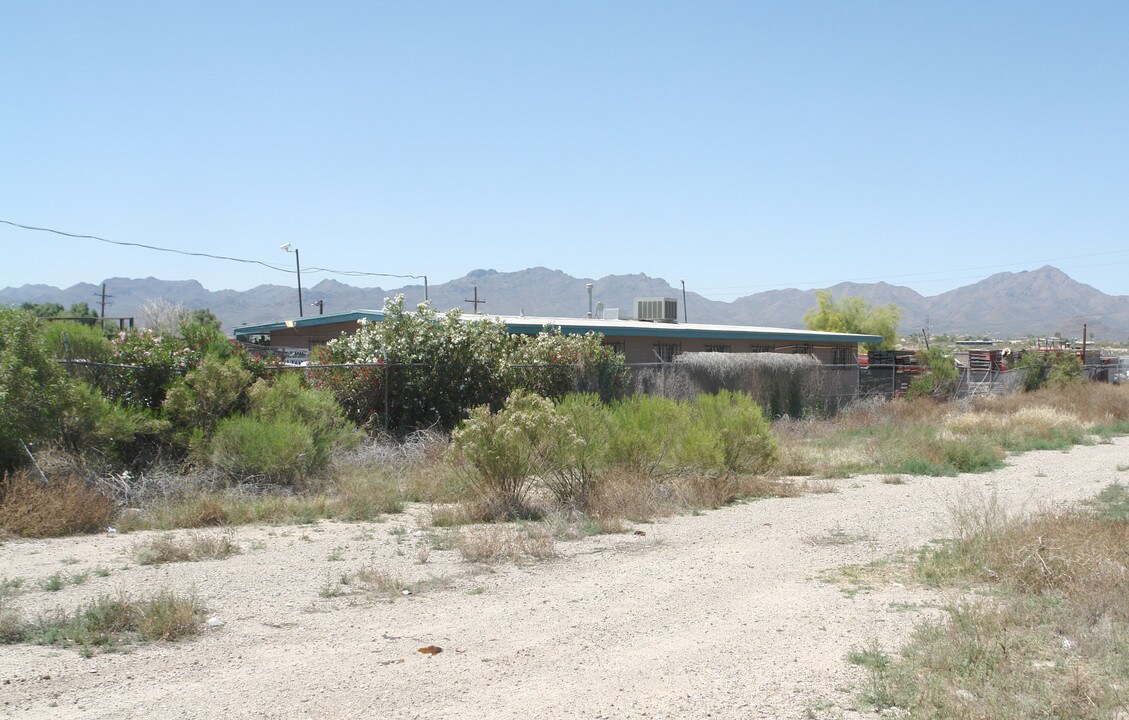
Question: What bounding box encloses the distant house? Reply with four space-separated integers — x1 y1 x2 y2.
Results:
233 305 878 367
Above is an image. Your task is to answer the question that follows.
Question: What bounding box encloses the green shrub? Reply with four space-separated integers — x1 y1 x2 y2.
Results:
604 395 688 475
451 389 569 519
683 390 776 474
206 373 358 485
163 355 252 436
208 416 315 484
42 320 112 362
0 308 68 474
58 382 166 462
1015 350 1085 391
547 394 612 509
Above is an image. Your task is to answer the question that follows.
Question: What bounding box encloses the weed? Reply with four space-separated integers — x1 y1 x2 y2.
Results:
804 524 875 546
1 591 204 653
41 573 65 592
454 525 556 564
0 472 113 537
133 531 240 566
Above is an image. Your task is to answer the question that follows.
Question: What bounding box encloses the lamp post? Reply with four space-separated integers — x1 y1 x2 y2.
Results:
681 279 688 323
280 243 303 317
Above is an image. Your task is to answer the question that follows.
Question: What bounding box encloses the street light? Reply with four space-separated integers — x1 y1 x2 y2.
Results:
279 243 303 317
681 279 688 323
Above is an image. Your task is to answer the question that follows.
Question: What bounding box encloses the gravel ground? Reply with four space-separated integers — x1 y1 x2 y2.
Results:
2 437 1126 720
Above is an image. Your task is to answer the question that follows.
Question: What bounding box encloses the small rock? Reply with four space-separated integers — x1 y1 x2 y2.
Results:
206 616 225 628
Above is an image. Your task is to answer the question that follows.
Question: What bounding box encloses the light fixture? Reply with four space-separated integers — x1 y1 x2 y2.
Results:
280 244 303 317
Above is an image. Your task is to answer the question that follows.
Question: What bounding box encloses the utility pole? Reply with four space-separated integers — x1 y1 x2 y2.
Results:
95 283 112 331
464 286 485 314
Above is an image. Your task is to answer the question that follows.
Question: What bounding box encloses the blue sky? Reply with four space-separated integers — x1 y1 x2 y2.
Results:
3 2 1128 300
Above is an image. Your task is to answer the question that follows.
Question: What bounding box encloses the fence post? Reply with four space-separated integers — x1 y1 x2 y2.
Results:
383 361 390 433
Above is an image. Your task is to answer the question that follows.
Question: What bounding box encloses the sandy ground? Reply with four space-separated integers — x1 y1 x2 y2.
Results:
2 437 1127 720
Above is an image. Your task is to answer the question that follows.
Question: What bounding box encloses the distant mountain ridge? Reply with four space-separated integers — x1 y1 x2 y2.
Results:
3 265 1128 341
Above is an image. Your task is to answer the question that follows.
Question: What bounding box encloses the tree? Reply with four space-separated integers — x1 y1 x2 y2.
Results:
802 290 901 351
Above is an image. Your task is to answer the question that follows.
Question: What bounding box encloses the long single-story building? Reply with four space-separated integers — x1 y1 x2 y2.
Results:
234 306 879 366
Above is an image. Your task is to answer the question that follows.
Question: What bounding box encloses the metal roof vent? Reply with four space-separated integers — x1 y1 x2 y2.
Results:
635 297 678 323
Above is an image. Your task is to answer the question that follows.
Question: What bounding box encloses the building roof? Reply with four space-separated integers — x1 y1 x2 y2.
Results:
235 309 881 345
484 315 881 344
233 309 385 337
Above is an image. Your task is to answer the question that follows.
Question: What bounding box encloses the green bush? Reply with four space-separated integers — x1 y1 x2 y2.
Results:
682 390 776 474
205 373 358 485
603 395 688 475
1015 350 1085 391
548 394 613 509
450 389 569 519
208 416 315 485
0 308 68 474
59 383 166 462
42 321 112 362
163 355 252 436
906 347 958 399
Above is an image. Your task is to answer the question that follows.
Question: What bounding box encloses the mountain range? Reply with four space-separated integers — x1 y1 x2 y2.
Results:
3 265 1128 341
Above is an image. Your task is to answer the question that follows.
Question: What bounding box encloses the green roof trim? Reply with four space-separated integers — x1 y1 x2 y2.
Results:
233 309 384 338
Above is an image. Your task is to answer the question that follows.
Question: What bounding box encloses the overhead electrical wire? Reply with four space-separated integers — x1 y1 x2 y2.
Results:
0 219 424 281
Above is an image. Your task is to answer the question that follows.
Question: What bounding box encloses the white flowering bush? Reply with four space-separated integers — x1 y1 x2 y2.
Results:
506 328 629 401
316 297 626 432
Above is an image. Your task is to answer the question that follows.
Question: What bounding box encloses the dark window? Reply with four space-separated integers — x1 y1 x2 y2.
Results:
653 343 680 363
704 344 730 353
832 347 854 365
750 343 775 353
792 344 813 354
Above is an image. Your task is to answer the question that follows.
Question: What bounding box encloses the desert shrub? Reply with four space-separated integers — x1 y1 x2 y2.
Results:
680 390 776 474
208 416 314 484
5 590 205 652
163 355 252 436
0 308 69 475
905 347 958 399
206 374 357 485
545 394 612 510
58 382 167 463
450 389 571 520
603 394 694 475
1014 350 1085 391
0 471 114 537
42 320 112 362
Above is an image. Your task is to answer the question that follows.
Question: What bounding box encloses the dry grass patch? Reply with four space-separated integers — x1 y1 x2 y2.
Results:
132 531 240 565
0 471 114 538
856 484 1129 718
454 525 556 563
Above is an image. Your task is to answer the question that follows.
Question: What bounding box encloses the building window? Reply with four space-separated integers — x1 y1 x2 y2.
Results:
653 343 680 363
704 343 730 353
832 346 854 365
792 344 813 354
606 340 625 355
750 343 775 353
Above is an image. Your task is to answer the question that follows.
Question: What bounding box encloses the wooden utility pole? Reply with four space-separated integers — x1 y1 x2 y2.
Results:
464 286 485 314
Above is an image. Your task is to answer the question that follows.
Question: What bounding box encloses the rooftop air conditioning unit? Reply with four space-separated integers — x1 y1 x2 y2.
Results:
635 297 678 323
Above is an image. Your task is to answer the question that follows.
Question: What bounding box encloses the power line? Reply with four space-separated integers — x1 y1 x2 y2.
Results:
0 219 293 273
1 219 429 285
